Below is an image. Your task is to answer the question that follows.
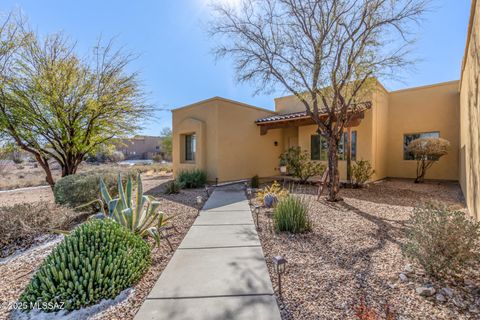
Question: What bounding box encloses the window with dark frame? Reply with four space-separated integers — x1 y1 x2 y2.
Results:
311 131 357 161
185 134 196 161
403 131 440 160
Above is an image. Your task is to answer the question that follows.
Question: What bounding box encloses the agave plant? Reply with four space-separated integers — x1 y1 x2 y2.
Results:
97 173 170 246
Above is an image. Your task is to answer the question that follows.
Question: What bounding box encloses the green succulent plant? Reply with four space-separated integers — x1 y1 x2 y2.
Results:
19 219 151 312
96 173 171 246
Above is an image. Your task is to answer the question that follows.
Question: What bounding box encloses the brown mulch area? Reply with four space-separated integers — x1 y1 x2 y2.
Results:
256 179 479 319
0 178 206 319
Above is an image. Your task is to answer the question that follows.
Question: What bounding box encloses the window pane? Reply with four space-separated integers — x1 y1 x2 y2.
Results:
351 131 357 161
403 131 439 160
320 136 328 161
311 135 320 160
185 134 196 161
338 133 345 160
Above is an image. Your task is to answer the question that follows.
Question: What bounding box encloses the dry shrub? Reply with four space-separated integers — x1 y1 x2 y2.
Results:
407 137 450 183
0 202 86 258
403 203 480 277
353 298 396 320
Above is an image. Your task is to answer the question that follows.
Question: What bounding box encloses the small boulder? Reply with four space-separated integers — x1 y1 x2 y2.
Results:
440 287 454 299
399 273 408 282
435 294 447 303
404 264 414 274
416 284 436 297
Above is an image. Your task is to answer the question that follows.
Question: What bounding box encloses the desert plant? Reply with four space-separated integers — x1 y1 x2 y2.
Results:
280 147 325 183
256 181 289 206
250 175 259 188
407 137 450 183
164 180 181 195
19 219 150 312
403 203 480 277
96 173 170 245
109 151 125 163
0 202 83 258
274 195 311 233
353 298 396 320
176 169 207 189
53 170 135 210
352 160 375 187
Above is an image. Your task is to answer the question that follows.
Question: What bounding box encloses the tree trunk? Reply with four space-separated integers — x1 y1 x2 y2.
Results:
327 136 342 202
33 154 55 189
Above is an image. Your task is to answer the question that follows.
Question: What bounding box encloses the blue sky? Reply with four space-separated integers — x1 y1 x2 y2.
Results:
0 0 472 135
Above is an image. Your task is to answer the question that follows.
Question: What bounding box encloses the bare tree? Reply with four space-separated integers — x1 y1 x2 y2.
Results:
210 0 429 201
0 15 151 188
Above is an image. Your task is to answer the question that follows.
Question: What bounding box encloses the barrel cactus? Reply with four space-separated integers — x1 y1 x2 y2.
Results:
19 219 151 312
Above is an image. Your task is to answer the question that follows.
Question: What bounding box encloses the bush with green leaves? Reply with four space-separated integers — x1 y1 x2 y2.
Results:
19 219 150 312
279 147 325 183
351 160 375 187
403 203 480 277
176 169 207 188
164 180 182 194
274 195 312 233
53 170 135 209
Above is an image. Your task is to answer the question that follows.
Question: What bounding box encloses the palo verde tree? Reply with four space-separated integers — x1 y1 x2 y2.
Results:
0 16 150 187
210 0 429 201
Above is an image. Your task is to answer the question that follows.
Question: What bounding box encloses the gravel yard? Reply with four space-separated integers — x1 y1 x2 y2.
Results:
0 176 206 319
257 179 478 319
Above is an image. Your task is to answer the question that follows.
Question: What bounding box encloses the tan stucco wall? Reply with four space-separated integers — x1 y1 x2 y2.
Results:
297 107 375 181
459 0 480 220
386 81 460 180
172 97 282 182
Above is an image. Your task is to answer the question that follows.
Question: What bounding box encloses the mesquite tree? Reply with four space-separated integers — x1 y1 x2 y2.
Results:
0 15 150 188
210 0 428 201
408 137 449 183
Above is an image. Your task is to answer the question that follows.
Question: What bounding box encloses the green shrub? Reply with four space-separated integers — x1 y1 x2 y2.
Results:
250 175 259 188
176 169 207 189
19 219 151 312
279 147 325 183
164 180 181 194
352 160 375 187
403 203 480 277
274 195 312 233
53 170 135 209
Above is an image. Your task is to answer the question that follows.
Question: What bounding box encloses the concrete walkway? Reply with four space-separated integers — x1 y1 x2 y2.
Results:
134 185 281 320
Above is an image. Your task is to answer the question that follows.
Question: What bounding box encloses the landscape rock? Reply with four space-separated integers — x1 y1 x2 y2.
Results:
399 273 408 282
416 284 436 297
440 287 453 298
453 297 466 310
403 264 414 274
435 294 446 303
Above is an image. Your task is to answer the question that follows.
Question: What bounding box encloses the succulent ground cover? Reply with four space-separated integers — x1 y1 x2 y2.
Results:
256 179 477 319
0 174 205 319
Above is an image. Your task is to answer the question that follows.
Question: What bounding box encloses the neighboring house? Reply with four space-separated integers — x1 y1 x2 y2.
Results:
172 2 479 220
116 135 165 160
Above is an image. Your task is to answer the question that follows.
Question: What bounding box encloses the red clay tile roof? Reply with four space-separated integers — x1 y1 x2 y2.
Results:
255 111 310 123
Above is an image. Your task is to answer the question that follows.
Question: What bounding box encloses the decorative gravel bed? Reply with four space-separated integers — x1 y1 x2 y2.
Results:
256 179 478 319
0 180 206 320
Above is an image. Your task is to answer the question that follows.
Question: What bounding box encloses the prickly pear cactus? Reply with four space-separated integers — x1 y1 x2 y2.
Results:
19 219 151 312
264 193 278 208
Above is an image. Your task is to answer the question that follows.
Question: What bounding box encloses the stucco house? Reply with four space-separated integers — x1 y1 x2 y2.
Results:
172 0 479 220
115 135 166 160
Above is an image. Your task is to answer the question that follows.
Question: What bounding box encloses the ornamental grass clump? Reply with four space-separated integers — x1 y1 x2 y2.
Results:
19 219 151 312
403 203 480 277
274 195 312 233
